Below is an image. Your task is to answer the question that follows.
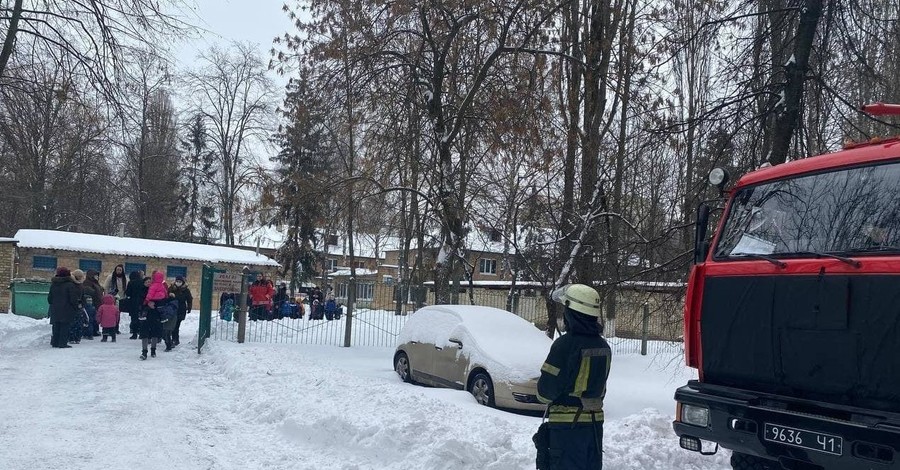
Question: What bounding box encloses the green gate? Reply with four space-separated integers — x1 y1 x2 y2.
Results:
197 264 224 353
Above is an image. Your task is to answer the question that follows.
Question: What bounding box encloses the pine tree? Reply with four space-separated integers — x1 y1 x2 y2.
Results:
180 114 217 243
271 76 334 287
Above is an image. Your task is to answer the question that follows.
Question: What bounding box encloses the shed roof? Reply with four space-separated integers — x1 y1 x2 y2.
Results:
15 229 279 267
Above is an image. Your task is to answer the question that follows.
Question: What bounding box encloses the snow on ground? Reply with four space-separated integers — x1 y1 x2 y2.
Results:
0 313 730 470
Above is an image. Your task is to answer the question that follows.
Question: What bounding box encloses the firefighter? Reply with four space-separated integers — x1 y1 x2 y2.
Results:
536 284 611 470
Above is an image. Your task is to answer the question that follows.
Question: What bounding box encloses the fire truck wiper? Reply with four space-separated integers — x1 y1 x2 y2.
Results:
730 253 787 268
792 251 862 268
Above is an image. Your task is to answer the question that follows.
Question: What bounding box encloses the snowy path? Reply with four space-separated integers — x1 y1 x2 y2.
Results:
0 314 730 470
0 318 314 470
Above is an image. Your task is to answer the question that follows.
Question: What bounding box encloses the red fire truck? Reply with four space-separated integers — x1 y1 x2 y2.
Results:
673 103 900 469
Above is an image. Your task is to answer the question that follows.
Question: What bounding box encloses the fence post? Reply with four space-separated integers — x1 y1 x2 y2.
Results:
343 276 355 348
640 302 650 356
237 266 249 343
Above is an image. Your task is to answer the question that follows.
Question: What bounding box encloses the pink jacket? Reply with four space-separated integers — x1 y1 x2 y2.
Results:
145 271 169 304
96 294 120 328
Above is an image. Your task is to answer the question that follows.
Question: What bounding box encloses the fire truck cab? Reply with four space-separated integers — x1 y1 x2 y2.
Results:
673 104 900 469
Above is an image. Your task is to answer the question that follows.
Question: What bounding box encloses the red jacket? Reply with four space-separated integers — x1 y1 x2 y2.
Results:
96 294 120 328
249 281 274 306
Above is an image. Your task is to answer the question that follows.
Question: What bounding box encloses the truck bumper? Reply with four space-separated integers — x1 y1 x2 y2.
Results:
673 382 900 469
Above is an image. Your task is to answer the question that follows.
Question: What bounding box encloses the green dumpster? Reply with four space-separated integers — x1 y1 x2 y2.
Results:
10 279 52 319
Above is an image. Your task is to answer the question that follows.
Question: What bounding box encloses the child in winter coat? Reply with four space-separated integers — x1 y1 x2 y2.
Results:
325 295 339 321
160 299 179 352
219 298 235 322
140 272 168 360
96 294 121 342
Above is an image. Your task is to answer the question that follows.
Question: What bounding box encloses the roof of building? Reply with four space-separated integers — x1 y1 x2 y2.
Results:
15 229 280 267
227 225 402 260
326 268 378 277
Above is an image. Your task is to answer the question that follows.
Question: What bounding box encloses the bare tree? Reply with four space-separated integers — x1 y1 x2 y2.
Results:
186 44 275 245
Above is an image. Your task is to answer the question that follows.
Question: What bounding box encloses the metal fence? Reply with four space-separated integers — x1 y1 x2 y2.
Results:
204 283 684 355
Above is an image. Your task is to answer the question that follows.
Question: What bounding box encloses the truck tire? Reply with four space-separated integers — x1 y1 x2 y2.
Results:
730 453 777 470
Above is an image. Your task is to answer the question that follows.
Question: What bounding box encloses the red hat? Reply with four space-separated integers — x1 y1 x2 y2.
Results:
55 267 71 277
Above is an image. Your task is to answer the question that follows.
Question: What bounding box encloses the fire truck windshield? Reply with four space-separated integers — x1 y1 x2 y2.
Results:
715 160 900 259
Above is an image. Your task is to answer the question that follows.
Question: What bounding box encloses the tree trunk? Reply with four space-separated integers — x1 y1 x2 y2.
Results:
768 0 824 165
0 0 24 79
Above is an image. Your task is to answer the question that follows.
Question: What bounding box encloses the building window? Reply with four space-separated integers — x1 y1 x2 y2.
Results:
355 261 366 269
167 265 187 279
358 283 374 300
33 255 58 271
79 259 102 273
327 234 339 246
489 229 502 243
326 259 338 272
124 262 146 276
382 275 394 286
479 258 497 275
335 282 374 300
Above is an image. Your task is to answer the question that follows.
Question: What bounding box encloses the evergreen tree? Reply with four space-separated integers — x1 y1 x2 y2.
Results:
271 75 334 287
180 114 217 242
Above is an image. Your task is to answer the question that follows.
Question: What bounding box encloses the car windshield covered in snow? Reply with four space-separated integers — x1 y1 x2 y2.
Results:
715 160 900 258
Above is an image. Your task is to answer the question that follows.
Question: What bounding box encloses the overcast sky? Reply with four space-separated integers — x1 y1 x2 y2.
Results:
173 0 294 82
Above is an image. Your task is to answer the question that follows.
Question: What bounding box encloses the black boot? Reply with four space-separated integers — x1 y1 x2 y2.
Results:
111 335 116 343
140 350 147 360
130 334 138 340
151 349 156 358
101 336 108 342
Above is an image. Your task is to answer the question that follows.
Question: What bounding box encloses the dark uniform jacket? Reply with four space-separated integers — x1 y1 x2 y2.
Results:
48 276 82 324
537 308 612 423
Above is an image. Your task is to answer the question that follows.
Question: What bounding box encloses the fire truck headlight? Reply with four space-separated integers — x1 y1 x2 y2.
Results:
709 167 729 187
681 404 710 427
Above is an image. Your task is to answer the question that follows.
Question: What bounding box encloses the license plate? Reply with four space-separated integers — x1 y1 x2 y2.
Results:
764 423 843 456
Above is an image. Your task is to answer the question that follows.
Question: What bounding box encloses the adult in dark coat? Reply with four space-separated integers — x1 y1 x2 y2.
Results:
47 267 81 348
123 271 146 339
167 276 193 346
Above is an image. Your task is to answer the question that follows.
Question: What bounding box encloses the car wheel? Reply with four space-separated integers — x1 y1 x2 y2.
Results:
469 372 495 407
395 352 413 383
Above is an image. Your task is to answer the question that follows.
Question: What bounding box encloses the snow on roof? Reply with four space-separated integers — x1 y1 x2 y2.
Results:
15 229 280 267
227 225 402 260
398 305 551 383
326 268 378 277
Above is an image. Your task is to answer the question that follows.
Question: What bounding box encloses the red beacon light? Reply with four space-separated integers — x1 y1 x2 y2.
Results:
843 103 900 149
861 102 900 116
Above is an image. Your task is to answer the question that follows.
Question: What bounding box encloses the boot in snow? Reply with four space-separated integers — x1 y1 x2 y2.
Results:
129 334 138 340
140 350 148 360
151 349 156 358
101 336 108 342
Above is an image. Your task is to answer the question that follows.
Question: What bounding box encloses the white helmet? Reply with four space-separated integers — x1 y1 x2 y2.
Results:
551 284 601 317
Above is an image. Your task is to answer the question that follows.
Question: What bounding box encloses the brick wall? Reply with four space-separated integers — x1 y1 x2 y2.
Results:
0 241 17 313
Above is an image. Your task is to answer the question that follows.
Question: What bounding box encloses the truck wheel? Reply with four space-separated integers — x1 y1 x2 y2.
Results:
730 453 776 470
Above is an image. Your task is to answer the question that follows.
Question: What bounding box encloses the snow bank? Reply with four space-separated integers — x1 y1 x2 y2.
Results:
0 314 730 469
0 313 50 351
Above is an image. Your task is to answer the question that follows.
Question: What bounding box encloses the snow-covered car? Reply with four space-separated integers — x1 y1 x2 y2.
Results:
393 305 551 412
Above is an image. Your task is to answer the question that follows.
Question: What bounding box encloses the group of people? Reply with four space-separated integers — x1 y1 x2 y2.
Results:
217 280 343 322
48 264 193 360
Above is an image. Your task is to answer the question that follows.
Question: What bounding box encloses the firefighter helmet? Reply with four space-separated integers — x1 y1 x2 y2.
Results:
550 284 601 317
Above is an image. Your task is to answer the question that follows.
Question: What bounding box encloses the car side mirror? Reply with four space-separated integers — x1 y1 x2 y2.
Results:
448 338 463 349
